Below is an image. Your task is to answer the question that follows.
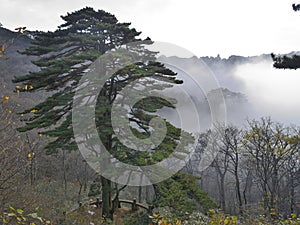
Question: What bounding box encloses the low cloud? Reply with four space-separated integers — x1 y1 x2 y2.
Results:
233 59 300 125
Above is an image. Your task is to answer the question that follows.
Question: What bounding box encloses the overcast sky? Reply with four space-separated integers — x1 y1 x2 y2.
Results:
0 0 299 57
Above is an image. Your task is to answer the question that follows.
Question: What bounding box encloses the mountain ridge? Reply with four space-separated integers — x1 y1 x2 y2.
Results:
0 27 273 127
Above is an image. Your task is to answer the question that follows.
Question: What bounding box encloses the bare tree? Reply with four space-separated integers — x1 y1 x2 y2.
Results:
217 125 244 214
206 126 230 212
0 99 28 203
244 118 299 215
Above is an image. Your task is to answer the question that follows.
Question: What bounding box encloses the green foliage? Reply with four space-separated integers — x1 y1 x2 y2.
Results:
239 213 300 225
13 6 188 169
148 211 300 225
243 117 299 213
88 175 102 197
65 204 110 225
207 210 238 225
153 172 217 218
149 212 182 225
292 3 300 11
13 7 142 152
149 211 210 225
0 206 51 224
271 53 300 70
123 212 151 225
13 7 195 221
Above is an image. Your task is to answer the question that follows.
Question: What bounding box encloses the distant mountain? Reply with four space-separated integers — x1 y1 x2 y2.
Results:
0 27 271 127
159 54 271 92
0 27 37 85
157 55 267 129
0 27 39 107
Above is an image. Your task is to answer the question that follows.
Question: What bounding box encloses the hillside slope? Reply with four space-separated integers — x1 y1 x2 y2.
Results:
0 27 39 107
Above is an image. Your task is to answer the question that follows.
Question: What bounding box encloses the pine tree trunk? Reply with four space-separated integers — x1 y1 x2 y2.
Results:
101 114 114 220
138 186 142 203
146 185 150 202
101 176 112 220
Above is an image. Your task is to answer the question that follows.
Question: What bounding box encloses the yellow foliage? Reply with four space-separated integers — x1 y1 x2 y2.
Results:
3 96 9 105
209 210 237 225
152 213 160 219
270 208 277 216
150 213 182 225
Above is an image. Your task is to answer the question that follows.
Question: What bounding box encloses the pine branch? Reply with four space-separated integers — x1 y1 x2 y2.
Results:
292 3 300 11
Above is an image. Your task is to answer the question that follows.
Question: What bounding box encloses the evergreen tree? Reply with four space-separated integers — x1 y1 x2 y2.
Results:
271 3 300 69
153 172 217 217
292 3 300 11
14 7 142 153
14 7 205 220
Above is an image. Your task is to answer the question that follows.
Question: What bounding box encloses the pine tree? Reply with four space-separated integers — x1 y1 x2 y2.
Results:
14 7 201 220
292 3 300 11
14 7 142 153
153 172 217 217
271 3 300 69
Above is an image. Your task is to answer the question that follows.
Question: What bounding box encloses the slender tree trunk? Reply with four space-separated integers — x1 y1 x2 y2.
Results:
78 182 83 204
233 153 243 214
146 185 150 203
138 186 142 203
262 184 269 214
243 171 249 205
101 176 112 220
235 169 243 214
101 119 114 220
30 159 33 185
84 161 87 192
270 168 279 216
243 170 253 206
215 164 226 212
290 174 295 214
62 150 67 195
220 175 226 211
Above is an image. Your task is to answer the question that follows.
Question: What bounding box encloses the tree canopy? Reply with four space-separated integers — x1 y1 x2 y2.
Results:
13 7 203 220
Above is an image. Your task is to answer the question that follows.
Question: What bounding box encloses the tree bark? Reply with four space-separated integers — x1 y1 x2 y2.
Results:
290 174 295 214
101 176 112 220
220 174 226 211
138 186 142 203
234 167 243 214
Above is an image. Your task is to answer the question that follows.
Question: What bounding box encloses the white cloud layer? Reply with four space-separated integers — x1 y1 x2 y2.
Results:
233 59 300 125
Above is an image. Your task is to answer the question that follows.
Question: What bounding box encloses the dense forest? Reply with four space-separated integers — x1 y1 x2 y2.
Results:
0 3 300 225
